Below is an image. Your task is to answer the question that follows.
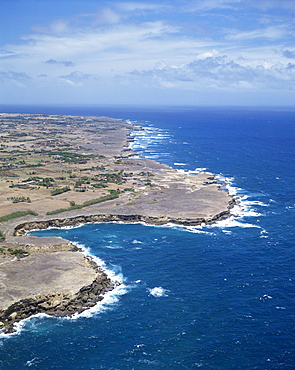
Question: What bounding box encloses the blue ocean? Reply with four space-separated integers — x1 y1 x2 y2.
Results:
0 106 294 369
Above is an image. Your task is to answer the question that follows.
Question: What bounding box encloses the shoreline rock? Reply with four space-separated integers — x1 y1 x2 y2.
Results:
1 200 236 334
0 268 117 334
14 203 235 237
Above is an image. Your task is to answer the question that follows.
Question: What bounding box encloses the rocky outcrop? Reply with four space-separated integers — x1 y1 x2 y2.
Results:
21 241 79 253
0 270 117 333
1 200 236 334
14 202 235 236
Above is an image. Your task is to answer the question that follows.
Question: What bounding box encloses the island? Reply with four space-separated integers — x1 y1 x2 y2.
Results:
0 112 235 333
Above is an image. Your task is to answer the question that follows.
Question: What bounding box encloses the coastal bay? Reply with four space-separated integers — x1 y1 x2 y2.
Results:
0 113 233 333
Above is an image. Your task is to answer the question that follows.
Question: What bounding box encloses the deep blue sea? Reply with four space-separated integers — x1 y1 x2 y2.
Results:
0 106 294 369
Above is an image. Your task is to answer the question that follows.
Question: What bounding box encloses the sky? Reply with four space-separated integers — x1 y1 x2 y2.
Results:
0 0 294 107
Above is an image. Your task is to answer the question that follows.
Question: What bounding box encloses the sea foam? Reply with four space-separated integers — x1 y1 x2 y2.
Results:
148 287 169 297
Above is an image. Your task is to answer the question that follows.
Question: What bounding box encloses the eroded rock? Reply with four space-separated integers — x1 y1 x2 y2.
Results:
0 271 117 333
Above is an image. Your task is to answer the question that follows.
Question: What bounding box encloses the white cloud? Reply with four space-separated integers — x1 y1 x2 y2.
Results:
116 2 164 12
0 71 32 87
225 25 290 41
59 71 93 86
91 8 122 26
183 0 295 12
180 0 243 12
1 0 294 105
45 59 74 67
246 0 295 11
0 49 29 60
32 20 70 35
2 20 207 78
1 18 293 96
283 50 295 59
128 55 295 90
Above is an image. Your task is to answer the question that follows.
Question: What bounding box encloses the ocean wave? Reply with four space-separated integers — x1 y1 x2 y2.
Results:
0 313 50 339
70 283 130 319
222 229 232 234
0 282 130 337
69 243 131 318
130 123 171 153
148 287 169 297
146 154 160 159
132 239 143 244
177 167 208 175
215 174 239 196
213 175 270 223
243 200 269 207
130 120 266 232
213 217 261 229
104 245 123 249
231 203 262 218
74 243 125 284
165 223 213 234
25 357 42 367
26 223 86 235
184 227 213 234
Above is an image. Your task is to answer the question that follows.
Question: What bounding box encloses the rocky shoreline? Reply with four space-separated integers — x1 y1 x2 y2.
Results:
0 113 236 334
1 200 236 333
14 203 236 237
0 266 116 334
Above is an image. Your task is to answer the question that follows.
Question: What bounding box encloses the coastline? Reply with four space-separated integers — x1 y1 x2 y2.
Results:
14 204 235 235
0 112 235 333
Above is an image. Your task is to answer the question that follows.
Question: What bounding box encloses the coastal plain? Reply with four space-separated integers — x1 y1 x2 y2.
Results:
0 113 233 332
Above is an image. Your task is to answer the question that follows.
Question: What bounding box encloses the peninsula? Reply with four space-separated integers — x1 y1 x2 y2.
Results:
0 112 234 333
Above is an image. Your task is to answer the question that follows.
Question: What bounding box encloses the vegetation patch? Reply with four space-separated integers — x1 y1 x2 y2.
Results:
51 186 71 196
0 230 5 241
36 150 96 164
7 196 31 203
0 210 38 223
10 249 29 256
46 191 120 215
92 183 108 189
26 163 43 168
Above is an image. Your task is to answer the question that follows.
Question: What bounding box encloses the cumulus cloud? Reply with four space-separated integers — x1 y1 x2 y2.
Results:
0 71 32 81
10 20 187 78
287 63 295 70
32 20 70 35
0 71 32 87
30 4 154 36
116 2 167 13
283 50 295 59
45 59 75 67
92 8 122 25
1 0 294 105
129 55 295 90
59 71 93 86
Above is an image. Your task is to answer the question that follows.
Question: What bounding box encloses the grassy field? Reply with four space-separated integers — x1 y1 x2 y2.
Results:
0 113 152 234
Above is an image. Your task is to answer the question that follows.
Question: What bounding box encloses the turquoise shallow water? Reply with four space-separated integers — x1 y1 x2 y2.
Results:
0 106 294 369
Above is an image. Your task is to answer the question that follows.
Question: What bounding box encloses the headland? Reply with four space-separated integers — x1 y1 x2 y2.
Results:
0 112 234 333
